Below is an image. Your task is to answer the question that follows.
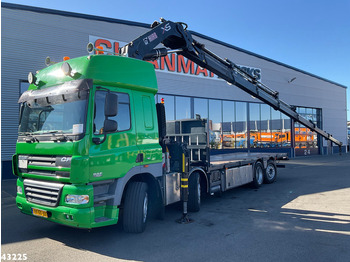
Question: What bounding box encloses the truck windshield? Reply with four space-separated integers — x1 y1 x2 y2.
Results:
18 79 91 136
19 99 88 135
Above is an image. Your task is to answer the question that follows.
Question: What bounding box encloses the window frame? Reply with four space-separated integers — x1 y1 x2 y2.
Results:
93 88 132 135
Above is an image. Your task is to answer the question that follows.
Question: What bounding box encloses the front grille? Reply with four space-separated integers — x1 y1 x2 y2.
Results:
23 179 64 207
19 155 71 178
28 155 56 167
27 155 71 168
26 169 56 176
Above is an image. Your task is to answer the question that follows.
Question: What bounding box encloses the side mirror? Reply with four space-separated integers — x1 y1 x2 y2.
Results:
92 92 119 145
105 93 118 117
104 119 118 133
92 119 118 144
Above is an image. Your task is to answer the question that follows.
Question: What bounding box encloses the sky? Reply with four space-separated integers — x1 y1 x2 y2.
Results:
3 0 350 120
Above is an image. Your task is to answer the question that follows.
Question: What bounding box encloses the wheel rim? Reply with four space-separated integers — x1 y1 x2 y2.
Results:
143 193 148 223
266 164 275 180
257 165 263 184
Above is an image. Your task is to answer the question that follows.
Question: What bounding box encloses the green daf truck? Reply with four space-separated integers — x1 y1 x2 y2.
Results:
13 19 341 233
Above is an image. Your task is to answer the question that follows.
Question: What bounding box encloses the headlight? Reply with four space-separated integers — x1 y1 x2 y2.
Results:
17 186 23 194
65 194 89 204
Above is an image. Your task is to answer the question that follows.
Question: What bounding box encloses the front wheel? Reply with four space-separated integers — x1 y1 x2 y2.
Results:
123 182 148 233
264 160 277 184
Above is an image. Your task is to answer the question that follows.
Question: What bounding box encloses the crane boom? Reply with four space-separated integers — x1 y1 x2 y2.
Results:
119 19 342 150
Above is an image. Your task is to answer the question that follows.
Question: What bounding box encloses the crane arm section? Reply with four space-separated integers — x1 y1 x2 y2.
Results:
119 19 342 149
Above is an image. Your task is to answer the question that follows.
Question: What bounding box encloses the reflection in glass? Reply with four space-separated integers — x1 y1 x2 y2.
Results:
281 113 291 147
223 101 235 149
271 109 281 147
235 102 247 148
295 107 319 149
94 91 130 134
176 96 191 119
260 104 272 147
249 103 260 148
158 95 175 121
209 100 222 149
194 98 208 119
19 100 87 136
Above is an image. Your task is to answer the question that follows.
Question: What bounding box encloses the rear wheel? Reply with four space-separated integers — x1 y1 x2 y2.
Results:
123 182 148 233
252 162 264 188
188 172 201 212
264 160 277 184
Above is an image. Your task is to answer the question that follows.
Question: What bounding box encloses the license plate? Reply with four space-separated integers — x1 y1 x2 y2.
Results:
32 208 48 218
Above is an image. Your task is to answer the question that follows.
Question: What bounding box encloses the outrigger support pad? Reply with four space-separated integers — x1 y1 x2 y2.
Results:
176 201 194 224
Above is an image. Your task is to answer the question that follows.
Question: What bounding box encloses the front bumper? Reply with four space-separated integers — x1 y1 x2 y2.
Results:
16 195 94 228
16 178 119 229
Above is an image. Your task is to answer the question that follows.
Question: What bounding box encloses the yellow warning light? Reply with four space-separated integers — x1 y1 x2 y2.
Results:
161 98 165 104
63 56 70 61
96 46 104 55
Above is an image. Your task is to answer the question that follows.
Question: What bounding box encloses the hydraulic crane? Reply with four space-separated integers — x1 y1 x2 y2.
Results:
119 18 342 152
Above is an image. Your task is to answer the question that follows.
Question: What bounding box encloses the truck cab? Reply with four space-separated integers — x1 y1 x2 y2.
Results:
14 55 163 230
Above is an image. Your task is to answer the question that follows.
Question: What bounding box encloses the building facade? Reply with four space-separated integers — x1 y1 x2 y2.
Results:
1 3 348 179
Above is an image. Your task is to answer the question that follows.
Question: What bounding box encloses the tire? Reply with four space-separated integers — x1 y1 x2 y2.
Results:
123 182 149 233
252 162 264 188
188 172 201 212
264 160 277 184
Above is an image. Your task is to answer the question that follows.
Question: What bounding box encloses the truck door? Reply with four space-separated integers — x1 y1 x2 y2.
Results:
89 88 139 181
133 91 162 166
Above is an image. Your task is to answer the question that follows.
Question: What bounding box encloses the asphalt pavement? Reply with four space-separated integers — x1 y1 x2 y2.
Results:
1 153 350 262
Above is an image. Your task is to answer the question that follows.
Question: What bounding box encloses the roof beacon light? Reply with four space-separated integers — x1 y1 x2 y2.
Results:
63 56 70 61
96 46 104 55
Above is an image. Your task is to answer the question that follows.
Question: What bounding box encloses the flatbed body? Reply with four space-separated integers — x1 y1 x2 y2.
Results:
209 152 286 171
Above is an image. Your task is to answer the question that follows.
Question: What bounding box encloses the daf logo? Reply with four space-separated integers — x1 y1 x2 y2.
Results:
61 157 70 162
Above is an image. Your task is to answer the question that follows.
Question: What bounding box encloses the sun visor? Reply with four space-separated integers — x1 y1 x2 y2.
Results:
18 79 92 104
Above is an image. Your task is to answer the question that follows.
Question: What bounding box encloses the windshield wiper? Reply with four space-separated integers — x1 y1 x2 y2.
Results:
24 133 39 143
48 131 72 142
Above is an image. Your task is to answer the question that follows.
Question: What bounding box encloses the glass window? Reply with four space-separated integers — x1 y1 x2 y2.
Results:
209 99 222 149
249 103 260 148
20 81 30 95
260 104 272 147
19 99 88 135
158 95 174 121
271 109 281 147
235 102 247 148
194 98 208 119
281 113 291 147
94 91 130 134
306 108 313 121
222 101 235 149
294 107 319 149
316 109 322 129
175 96 191 119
